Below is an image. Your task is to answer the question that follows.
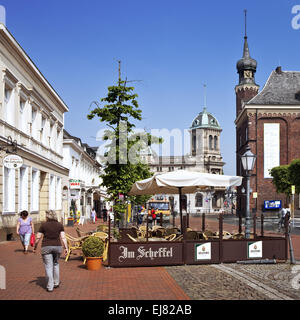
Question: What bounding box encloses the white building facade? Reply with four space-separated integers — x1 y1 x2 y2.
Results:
63 130 107 222
144 107 226 215
0 24 69 240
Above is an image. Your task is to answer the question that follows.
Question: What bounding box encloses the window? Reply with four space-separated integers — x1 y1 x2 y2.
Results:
3 167 15 212
41 116 46 143
195 193 203 207
49 174 55 210
56 177 62 210
5 86 14 126
31 108 37 139
49 122 54 148
19 100 27 133
57 128 62 153
214 136 218 150
31 169 39 212
19 166 28 211
209 135 213 150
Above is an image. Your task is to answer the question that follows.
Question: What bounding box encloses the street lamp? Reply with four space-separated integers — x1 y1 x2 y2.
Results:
240 145 256 239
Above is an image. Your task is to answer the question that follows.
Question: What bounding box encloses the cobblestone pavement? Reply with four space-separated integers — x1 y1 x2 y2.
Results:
166 263 300 300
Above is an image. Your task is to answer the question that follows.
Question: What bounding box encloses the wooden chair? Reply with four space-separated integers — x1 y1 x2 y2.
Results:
91 232 109 241
203 230 218 239
97 224 109 232
173 234 183 241
127 233 138 242
198 232 208 240
164 234 177 241
165 227 180 236
185 230 198 240
65 234 89 262
76 227 92 238
215 231 233 239
155 228 166 238
232 233 245 240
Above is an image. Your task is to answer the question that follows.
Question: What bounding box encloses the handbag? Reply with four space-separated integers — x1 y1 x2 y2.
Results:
30 233 35 247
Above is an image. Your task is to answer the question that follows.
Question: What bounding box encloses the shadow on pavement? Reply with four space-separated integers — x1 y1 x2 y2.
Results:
29 276 46 289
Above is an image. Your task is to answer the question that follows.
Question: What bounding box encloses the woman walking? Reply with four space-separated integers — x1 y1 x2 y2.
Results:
33 210 68 292
16 210 34 254
91 207 96 224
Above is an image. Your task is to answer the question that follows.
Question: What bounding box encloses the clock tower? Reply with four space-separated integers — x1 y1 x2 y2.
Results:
235 10 259 118
235 10 259 217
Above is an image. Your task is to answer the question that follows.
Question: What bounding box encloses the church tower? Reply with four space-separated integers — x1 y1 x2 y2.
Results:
235 10 259 217
235 10 259 118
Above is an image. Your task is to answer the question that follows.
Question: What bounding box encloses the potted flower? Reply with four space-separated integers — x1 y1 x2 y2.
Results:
82 236 105 271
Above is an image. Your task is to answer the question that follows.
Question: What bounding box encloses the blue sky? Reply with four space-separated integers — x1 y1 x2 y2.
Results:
1 0 300 175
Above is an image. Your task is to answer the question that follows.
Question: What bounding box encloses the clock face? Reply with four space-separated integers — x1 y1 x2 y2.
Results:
244 70 252 78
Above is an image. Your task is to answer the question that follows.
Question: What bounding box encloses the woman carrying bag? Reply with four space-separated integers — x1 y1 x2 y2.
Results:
16 210 34 254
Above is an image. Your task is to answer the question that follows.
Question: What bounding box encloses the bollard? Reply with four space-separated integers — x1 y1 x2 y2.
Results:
253 214 257 239
202 212 206 232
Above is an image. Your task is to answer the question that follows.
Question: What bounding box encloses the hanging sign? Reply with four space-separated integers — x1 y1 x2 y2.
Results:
69 179 81 189
292 185 295 195
3 154 23 169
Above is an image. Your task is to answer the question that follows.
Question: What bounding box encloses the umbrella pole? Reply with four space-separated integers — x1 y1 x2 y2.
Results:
179 187 183 234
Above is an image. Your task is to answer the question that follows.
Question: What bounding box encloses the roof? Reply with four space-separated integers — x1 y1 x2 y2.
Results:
247 68 300 106
190 107 221 130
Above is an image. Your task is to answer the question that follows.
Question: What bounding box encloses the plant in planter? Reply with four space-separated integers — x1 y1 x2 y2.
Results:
82 236 105 270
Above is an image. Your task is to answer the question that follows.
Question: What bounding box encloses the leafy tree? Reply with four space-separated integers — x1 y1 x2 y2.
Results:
87 62 162 224
270 165 291 205
288 159 300 193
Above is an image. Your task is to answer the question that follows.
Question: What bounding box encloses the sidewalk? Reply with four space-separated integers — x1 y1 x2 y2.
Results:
0 219 189 300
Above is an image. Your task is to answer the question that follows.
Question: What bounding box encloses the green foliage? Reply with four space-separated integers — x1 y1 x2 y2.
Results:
270 165 291 195
82 236 105 258
87 64 162 219
288 159 300 193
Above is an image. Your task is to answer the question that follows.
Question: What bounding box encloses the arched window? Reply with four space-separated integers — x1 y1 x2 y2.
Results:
209 135 213 150
195 193 203 207
214 136 218 150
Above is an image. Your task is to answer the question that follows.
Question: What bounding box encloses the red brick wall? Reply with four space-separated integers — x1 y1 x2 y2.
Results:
238 112 300 215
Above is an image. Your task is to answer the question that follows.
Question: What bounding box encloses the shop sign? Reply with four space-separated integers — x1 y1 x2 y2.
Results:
69 179 81 189
247 241 263 259
3 154 23 169
195 243 211 261
117 245 173 263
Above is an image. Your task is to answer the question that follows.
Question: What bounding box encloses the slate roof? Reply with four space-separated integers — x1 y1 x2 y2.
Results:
247 69 300 105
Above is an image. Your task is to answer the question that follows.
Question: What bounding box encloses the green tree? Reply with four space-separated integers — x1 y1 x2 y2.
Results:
270 165 291 205
87 62 161 224
288 159 300 193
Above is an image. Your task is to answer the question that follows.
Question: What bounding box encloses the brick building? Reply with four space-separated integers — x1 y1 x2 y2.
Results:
235 32 300 216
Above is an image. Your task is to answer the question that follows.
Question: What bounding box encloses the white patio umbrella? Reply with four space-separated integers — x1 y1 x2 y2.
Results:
128 170 243 233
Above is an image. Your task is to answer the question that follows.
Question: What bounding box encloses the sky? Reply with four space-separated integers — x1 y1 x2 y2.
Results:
0 0 300 175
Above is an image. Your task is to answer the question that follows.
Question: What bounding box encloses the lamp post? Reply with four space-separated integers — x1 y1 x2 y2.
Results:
240 145 256 239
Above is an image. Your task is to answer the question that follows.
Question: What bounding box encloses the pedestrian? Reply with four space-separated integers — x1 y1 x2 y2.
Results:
33 210 68 292
102 207 108 222
91 207 96 224
278 206 290 231
151 207 157 226
16 210 34 254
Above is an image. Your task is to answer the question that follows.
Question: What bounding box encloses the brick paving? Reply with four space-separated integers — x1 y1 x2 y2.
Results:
1 216 300 300
0 220 189 300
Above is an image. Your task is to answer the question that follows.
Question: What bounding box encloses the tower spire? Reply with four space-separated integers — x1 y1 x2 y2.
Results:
203 84 207 111
244 9 247 38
